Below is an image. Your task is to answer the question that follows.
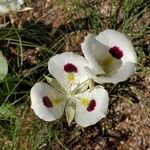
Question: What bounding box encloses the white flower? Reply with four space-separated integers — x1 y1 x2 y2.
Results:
81 29 137 84
30 52 109 127
0 0 24 14
0 51 8 80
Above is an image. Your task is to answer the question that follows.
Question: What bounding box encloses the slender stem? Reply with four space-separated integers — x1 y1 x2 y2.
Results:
55 134 69 150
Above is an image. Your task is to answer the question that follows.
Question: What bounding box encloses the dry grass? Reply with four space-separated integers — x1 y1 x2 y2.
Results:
0 0 149 149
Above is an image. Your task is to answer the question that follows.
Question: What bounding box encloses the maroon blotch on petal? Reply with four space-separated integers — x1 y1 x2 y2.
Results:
109 46 123 59
64 63 78 73
87 99 96 112
43 96 53 108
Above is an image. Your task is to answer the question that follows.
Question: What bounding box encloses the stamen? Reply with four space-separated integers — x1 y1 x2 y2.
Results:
87 99 96 112
64 63 78 73
42 96 53 108
109 46 123 59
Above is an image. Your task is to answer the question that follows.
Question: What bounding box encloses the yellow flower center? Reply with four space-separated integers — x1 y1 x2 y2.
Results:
101 57 113 74
80 98 90 107
52 98 63 106
67 73 75 82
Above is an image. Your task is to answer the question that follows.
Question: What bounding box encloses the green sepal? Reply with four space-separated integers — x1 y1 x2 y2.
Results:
44 75 65 93
65 99 76 126
0 51 8 80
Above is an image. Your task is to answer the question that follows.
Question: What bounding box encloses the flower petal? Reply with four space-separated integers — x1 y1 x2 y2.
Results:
0 0 23 14
48 52 89 91
85 62 136 84
95 29 137 63
30 82 66 121
18 0 24 5
81 34 105 74
81 33 125 76
75 86 109 127
0 51 8 80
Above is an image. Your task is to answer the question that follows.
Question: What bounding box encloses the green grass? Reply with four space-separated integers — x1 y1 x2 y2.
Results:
0 0 149 149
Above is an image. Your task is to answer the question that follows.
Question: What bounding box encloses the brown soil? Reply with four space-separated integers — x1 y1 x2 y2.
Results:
0 0 150 149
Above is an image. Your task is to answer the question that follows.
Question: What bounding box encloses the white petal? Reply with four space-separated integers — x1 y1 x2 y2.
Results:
18 0 24 5
48 52 89 91
95 29 137 63
81 34 105 74
75 86 109 127
86 62 136 84
30 82 66 121
0 5 9 14
93 40 112 68
0 0 23 14
0 51 8 80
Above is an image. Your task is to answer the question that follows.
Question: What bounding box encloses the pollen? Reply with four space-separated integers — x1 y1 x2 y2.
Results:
67 73 75 82
109 46 123 59
64 63 78 73
80 98 90 107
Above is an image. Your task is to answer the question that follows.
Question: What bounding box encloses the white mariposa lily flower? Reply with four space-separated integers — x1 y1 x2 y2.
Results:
0 51 8 80
81 29 137 84
30 52 109 127
0 0 23 14
48 52 90 91
0 0 32 16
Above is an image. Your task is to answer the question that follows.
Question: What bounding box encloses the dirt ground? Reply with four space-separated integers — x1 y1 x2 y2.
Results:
0 0 150 149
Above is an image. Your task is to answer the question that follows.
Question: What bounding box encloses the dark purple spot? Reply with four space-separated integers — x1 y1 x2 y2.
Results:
42 96 53 108
87 99 96 112
64 63 78 73
109 46 123 59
